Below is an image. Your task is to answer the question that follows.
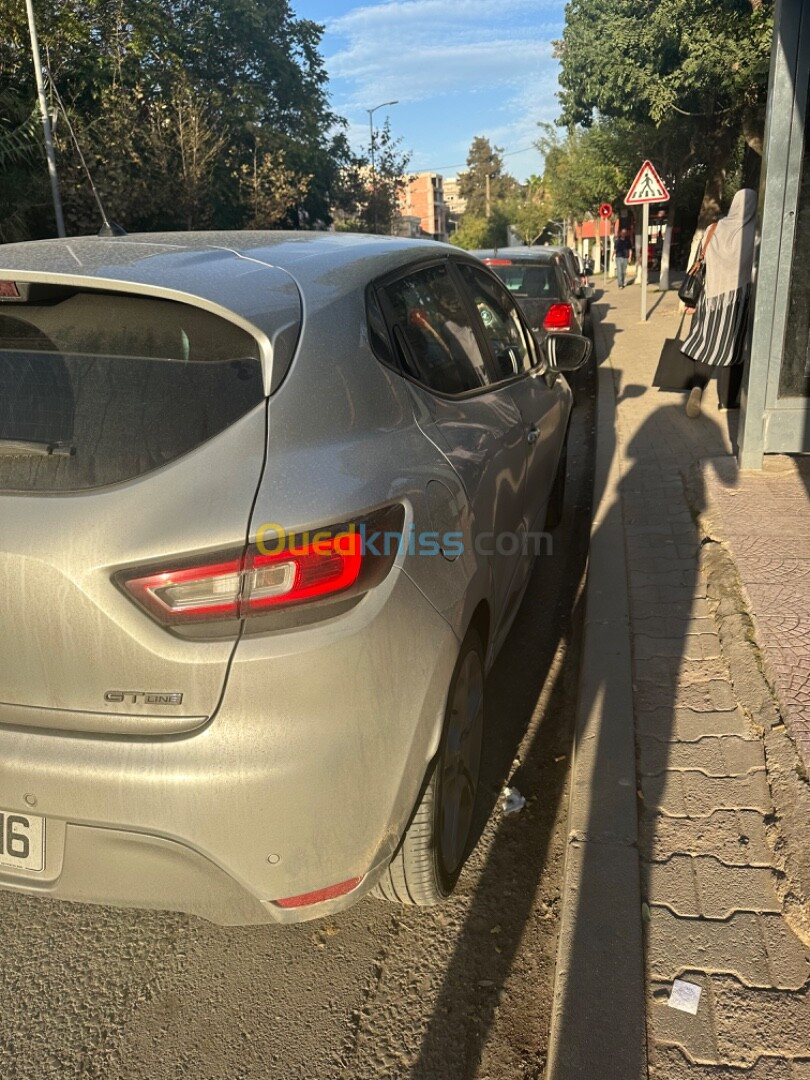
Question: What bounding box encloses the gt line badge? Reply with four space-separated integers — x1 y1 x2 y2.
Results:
104 691 184 705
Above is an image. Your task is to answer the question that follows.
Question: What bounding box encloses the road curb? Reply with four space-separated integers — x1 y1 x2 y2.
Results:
545 346 647 1078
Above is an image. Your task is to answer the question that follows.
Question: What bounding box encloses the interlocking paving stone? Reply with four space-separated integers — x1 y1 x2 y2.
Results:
648 911 809 989
632 597 713 622
634 634 723 661
651 975 810 1067
633 616 719 638
630 583 709 604
635 707 752 742
635 656 730 686
640 770 772 817
646 855 780 918
638 735 764 776
630 557 699 575
640 809 773 867
636 679 738 713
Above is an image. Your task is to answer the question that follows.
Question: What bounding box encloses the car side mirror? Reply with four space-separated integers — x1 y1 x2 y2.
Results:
544 333 592 372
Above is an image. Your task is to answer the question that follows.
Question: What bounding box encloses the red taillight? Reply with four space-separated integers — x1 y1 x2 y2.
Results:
120 531 363 626
274 877 362 909
543 303 573 330
484 259 513 266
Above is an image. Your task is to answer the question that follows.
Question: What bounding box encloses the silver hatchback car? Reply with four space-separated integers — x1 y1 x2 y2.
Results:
0 232 589 924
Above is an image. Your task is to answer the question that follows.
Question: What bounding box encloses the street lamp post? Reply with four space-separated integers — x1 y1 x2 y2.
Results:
367 99 398 234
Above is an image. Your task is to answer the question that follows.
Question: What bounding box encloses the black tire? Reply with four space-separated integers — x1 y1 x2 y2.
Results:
374 630 485 905
545 440 568 531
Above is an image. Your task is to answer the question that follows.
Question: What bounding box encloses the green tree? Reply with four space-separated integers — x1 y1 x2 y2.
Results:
363 120 411 234
502 176 553 246
450 214 500 250
556 0 774 224
0 0 352 236
331 121 411 235
457 136 519 218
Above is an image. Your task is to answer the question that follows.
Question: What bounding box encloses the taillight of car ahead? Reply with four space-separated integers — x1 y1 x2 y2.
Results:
543 303 573 331
116 506 404 628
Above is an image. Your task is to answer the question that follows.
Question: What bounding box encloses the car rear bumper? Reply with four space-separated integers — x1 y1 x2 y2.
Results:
0 570 460 923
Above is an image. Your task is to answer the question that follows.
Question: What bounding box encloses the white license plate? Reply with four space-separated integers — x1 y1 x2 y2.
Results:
0 809 45 872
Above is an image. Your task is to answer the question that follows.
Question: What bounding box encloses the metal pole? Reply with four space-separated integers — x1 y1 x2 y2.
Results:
603 219 608 289
368 110 376 233
366 99 398 235
485 172 491 219
640 202 650 321
25 0 65 237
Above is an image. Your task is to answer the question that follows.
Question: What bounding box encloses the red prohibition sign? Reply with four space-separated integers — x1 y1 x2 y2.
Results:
599 203 612 218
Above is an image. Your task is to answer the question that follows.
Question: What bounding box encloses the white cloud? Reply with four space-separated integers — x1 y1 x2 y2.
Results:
320 0 565 181
324 0 562 107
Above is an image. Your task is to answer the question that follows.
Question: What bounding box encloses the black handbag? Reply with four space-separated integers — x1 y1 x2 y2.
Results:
678 264 704 306
677 222 718 307
652 314 695 390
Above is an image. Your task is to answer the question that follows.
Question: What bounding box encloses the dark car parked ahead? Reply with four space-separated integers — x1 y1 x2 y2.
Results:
473 248 592 343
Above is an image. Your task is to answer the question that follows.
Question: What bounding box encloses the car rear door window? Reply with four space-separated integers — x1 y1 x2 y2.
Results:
377 263 490 395
0 290 265 492
457 264 536 382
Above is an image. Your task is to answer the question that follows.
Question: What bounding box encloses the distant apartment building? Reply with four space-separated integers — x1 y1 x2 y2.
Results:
442 177 467 216
399 172 447 241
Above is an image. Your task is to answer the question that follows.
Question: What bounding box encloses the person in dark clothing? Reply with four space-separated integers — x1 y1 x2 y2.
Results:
614 229 632 288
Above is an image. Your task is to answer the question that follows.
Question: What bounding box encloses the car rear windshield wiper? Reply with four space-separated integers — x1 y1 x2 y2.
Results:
0 439 76 457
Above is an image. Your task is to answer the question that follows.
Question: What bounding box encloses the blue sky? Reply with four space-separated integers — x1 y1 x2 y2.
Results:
290 0 566 183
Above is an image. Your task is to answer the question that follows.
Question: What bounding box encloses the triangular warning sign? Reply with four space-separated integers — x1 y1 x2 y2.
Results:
625 160 670 204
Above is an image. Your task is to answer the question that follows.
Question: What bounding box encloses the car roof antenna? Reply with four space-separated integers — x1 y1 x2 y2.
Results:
47 76 127 237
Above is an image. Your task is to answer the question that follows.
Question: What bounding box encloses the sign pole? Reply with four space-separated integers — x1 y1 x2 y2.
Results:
640 201 649 322
603 219 608 289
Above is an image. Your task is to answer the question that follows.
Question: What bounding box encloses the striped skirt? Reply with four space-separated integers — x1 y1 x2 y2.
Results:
681 286 751 368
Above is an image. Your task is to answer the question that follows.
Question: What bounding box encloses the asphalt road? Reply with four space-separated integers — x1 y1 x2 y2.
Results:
0 357 596 1080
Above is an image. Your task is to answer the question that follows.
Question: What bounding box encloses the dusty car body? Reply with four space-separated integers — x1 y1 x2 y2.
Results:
0 232 588 923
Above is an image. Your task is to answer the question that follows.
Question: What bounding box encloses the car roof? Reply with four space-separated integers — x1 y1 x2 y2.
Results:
0 230 465 315
472 247 559 264
544 245 579 264
0 231 468 391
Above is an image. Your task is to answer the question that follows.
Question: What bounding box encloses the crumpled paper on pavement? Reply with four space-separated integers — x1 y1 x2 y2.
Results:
501 786 526 815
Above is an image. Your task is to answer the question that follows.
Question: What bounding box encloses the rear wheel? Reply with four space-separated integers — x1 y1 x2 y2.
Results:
374 630 485 905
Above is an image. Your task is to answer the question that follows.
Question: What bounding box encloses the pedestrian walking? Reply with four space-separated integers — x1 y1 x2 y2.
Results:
681 188 757 416
614 229 632 288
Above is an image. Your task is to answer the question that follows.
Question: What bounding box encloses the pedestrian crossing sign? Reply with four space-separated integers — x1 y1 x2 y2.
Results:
625 160 670 204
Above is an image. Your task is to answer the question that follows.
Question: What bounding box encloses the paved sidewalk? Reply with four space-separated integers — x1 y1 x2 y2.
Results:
702 455 810 773
591 281 810 1077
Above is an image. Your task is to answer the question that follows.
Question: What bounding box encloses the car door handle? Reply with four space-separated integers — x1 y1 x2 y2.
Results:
527 425 540 444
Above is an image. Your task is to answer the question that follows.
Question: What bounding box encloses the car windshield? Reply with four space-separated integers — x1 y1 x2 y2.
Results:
487 264 558 300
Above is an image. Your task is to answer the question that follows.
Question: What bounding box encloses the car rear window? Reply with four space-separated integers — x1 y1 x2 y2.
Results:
487 263 558 299
0 290 264 492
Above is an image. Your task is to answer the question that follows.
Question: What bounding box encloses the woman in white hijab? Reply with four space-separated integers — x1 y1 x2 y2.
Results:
681 188 758 416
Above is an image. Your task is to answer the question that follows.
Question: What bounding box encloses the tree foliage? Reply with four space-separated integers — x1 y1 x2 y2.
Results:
0 0 358 238
556 0 774 223
330 121 411 235
457 137 519 218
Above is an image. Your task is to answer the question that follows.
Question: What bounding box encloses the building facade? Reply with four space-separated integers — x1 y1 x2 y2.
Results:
399 172 447 240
